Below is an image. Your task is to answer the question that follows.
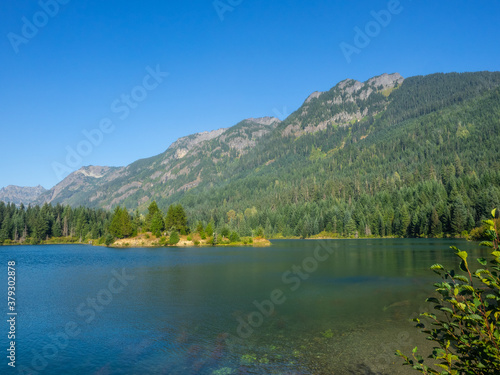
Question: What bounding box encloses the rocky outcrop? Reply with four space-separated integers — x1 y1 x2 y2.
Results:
282 73 404 137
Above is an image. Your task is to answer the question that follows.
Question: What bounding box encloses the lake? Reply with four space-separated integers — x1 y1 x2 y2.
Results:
0 239 487 375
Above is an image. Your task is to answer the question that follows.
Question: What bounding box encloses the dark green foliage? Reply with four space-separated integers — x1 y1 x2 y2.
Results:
0 202 111 243
132 209 143 236
151 210 165 238
52 215 62 237
397 209 500 374
104 234 114 247
205 220 214 237
229 231 240 243
169 231 180 245
109 206 132 239
255 227 264 237
221 226 230 238
145 201 161 231
165 204 188 234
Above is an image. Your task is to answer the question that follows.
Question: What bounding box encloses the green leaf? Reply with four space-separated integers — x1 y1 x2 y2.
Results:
454 275 469 283
480 241 494 248
430 264 445 271
477 258 487 266
475 269 489 275
492 208 497 218
466 314 482 321
459 285 474 293
439 307 454 314
456 251 468 261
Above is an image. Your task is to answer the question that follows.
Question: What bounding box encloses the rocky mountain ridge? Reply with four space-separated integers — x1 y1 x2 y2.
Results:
0 185 47 205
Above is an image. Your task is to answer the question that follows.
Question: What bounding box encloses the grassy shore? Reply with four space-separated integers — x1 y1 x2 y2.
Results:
111 232 270 248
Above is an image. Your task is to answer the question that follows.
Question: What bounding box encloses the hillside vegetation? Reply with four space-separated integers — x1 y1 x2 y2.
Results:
2 71 499 240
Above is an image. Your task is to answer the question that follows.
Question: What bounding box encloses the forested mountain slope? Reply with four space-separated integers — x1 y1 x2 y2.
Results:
31 71 500 238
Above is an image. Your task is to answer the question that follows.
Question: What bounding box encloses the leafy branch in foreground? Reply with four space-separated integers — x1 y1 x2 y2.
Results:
397 209 500 374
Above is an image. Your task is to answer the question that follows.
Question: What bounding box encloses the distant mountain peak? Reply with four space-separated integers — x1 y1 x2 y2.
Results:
0 185 47 205
77 166 112 178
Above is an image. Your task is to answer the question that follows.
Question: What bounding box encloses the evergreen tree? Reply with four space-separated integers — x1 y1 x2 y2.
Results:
145 201 161 231
52 215 63 237
451 197 467 234
430 208 442 237
205 220 214 237
151 211 165 238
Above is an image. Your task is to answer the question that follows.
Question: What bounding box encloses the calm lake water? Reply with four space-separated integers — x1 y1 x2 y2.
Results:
0 239 488 375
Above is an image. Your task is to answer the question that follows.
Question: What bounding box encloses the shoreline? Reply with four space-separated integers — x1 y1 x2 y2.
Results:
0 235 470 248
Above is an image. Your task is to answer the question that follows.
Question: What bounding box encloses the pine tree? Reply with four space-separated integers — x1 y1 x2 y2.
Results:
146 201 161 231
400 205 411 236
205 220 214 237
151 211 165 237
109 207 132 239
451 197 467 234
344 211 356 236
430 208 442 237
52 215 62 237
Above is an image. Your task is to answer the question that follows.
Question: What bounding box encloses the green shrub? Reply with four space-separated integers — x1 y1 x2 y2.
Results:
397 209 500 374
187 235 192 241
469 225 491 242
255 227 264 237
169 231 180 245
221 226 230 238
229 231 240 243
105 234 115 247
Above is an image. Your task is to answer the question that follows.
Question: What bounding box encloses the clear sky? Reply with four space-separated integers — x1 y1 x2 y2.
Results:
1 0 499 189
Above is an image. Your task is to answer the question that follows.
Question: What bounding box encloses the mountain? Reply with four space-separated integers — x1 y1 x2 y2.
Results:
32 71 500 237
0 185 47 205
37 116 281 209
37 73 405 210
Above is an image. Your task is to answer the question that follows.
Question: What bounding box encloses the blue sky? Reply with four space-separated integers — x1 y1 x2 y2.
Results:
1 0 499 189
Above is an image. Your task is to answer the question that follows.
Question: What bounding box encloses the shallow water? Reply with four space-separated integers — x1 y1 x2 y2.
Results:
0 239 486 374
